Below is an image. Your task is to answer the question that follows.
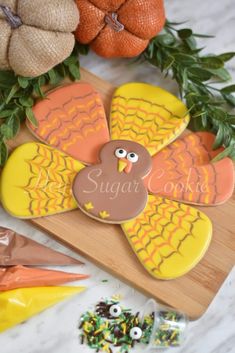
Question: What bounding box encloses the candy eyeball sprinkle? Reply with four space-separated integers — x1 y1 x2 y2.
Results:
109 304 122 317
130 327 143 340
115 148 127 158
127 152 139 163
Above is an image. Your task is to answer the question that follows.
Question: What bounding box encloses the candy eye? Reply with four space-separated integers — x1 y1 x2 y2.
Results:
130 327 143 340
115 148 127 158
109 304 122 317
127 152 138 163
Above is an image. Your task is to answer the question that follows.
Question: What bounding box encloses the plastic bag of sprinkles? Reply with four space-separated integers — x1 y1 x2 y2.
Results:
140 299 188 350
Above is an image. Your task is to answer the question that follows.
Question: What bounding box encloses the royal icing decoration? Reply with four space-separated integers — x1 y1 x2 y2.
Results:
1 82 234 279
73 140 152 223
27 82 110 164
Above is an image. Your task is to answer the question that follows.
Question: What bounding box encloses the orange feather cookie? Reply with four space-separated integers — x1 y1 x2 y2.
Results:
27 82 110 164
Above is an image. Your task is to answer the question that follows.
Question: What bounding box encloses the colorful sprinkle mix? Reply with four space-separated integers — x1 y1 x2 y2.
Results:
79 299 186 352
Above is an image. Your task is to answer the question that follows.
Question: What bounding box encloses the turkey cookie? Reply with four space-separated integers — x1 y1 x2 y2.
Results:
2 82 234 280
73 140 152 223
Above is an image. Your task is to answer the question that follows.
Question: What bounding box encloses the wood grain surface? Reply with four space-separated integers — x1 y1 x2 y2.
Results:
6 68 235 319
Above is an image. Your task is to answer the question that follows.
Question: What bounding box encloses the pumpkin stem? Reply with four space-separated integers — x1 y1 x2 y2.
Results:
0 5 22 29
105 13 124 32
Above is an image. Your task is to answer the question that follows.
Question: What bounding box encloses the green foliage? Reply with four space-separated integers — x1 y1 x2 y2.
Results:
0 44 88 166
142 20 235 160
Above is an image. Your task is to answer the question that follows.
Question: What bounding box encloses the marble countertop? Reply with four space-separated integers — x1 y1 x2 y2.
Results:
0 0 234 352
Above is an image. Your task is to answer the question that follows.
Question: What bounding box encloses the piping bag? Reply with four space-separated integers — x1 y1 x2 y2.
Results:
0 227 82 266
0 265 89 291
0 286 86 333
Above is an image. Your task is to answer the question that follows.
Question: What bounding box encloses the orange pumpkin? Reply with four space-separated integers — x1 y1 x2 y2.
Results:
75 0 165 58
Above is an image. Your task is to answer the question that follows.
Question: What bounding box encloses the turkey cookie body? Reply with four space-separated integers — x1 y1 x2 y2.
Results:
73 140 152 223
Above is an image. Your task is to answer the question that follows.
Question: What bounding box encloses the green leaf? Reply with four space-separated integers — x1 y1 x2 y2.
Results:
191 111 206 118
16 107 27 122
212 144 235 162
217 52 235 62
0 140 8 166
76 43 89 55
19 96 34 107
57 63 67 78
48 69 60 85
156 34 175 46
213 125 224 149
68 64 80 80
178 28 193 39
193 33 214 38
6 83 20 104
64 56 78 66
174 53 197 65
212 108 227 121
25 107 38 127
201 114 208 128
200 56 224 69
208 68 231 81
1 124 13 139
39 76 46 86
33 82 44 98
184 36 197 50
7 116 20 138
188 67 213 81
166 20 188 26
163 56 175 70
221 85 235 94
0 110 13 118
0 70 17 88
18 76 29 89
222 93 235 107
0 117 20 140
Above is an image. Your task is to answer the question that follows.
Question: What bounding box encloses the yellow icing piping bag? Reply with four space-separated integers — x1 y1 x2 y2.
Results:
0 265 89 291
0 286 86 333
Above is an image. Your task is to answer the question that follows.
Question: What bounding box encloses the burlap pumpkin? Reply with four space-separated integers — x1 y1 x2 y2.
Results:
0 0 79 77
75 0 165 58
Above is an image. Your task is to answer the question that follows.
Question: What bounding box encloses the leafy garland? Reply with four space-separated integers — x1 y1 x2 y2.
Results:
142 21 235 162
0 21 234 166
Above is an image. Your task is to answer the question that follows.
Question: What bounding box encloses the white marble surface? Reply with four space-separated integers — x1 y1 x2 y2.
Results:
0 0 235 352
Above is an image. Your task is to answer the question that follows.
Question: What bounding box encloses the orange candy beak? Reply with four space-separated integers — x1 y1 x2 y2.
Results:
118 158 132 174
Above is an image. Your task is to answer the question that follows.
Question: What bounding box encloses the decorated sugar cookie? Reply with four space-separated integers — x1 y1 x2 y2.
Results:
1 82 234 279
73 139 152 223
28 82 110 164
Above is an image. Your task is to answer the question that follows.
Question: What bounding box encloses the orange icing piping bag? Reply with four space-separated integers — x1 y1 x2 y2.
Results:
0 286 86 333
0 227 83 266
0 265 89 291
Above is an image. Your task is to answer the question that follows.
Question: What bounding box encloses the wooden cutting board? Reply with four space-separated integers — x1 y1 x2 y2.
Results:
6 68 235 319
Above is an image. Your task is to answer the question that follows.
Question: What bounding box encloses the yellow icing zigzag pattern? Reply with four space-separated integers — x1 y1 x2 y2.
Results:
0 143 84 218
122 194 212 279
110 83 190 156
